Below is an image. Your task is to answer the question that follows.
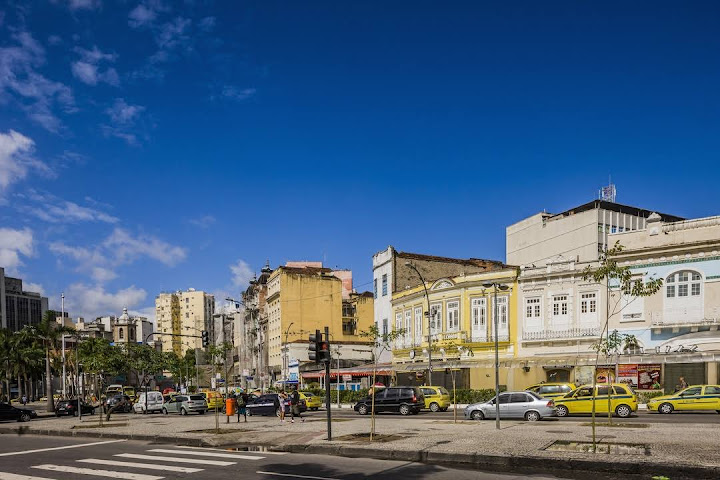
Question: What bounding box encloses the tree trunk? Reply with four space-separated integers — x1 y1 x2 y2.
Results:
45 349 54 412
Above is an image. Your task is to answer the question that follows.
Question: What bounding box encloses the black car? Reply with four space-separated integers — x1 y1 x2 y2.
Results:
246 393 307 417
354 387 425 416
0 402 37 422
55 399 96 416
104 394 133 413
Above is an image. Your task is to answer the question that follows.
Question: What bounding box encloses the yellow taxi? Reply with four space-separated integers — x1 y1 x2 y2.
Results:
525 383 576 399
553 383 638 418
300 392 323 411
419 386 451 412
647 385 720 414
201 391 225 410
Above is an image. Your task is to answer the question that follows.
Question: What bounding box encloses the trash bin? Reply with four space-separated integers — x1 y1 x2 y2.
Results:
225 398 235 416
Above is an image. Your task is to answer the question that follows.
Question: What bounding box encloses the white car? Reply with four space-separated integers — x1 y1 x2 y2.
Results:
133 391 164 414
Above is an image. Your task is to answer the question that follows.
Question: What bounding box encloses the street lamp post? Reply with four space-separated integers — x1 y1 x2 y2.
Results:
61 293 66 398
405 262 433 385
483 282 509 430
283 322 295 383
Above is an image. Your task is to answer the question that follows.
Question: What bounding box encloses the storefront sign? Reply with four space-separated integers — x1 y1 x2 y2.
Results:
655 344 699 354
618 364 638 389
595 367 615 384
637 364 662 390
342 374 352 382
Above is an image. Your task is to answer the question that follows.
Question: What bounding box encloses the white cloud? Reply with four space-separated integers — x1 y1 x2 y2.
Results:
188 215 216 228
72 46 119 87
18 190 118 223
230 259 254 288
67 0 102 10
23 281 45 295
91 267 117 282
0 130 52 192
66 283 147 320
156 17 191 49
128 1 165 28
0 227 33 273
219 86 256 102
0 31 75 132
106 98 145 124
104 228 187 266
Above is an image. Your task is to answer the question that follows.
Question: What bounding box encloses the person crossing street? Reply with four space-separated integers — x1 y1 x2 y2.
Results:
290 385 304 423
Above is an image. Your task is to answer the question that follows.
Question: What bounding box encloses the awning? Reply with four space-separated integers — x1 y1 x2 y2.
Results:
301 363 394 379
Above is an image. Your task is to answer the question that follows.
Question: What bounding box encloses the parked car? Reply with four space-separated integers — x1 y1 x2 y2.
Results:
354 387 424 416
647 385 720 414
104 394 133 413
201 391 225 411
553 384 637 418
0 402 37 422
525 383 576 399
162 394 207 415
133 391 164 414
300 392 322 411
420 386 451 412
55 399 95 416
465 392 556 421
123 386 137 400
246 393 307 417
106 384 123 396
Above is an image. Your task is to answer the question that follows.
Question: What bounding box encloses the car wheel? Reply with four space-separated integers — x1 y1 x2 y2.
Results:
659 403 674 415
73 410 78 417
556 405 569 417
525 411 541 422
162 408 168 415
615 404 632 418
90 409 95 415
181 408 188 416
471 410 484 421
399 404 411 416
19 413 31 422
357 404 369 415
429 402 440 412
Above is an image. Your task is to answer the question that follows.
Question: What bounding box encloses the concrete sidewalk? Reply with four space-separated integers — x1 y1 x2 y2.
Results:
0 411 717 479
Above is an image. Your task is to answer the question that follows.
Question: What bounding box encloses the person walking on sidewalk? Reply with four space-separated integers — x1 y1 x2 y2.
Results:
277 390 287 422
236 392 248 422
290 385 304 423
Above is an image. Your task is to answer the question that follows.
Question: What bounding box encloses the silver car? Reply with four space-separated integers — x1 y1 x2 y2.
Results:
464 391 556 422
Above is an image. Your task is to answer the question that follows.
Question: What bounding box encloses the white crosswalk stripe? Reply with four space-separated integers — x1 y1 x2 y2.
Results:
32 464 163 480
175 445 287 455
0 473 57 480
77 458 203 473
115 453 236 466
147 448 264 460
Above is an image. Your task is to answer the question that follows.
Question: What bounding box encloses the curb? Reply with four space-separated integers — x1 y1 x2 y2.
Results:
2 426 718 479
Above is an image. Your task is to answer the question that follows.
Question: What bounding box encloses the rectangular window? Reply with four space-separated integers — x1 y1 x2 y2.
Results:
678 272 688 282
590 300 596 313
581 293 596 315
404 310 412 343
667 285 675 297
497 297 508 326
471 298 486 340
525 298 540 318
373 279 377 299
382 318 388 336
552 295 568 320
414 307 423 344
382 274 388 296
430 303 442 333
678 284 688 297
446 301 459 331
691 283 701 296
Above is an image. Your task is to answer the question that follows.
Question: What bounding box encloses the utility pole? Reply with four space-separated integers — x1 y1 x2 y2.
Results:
61 293 65 398
325 326 332 441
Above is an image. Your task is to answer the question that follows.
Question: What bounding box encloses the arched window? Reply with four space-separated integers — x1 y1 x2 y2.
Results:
119 328 124 339
664 270 704 322
666 270 702 298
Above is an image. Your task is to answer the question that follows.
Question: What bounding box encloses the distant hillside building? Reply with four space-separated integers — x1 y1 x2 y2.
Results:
0 267 48 332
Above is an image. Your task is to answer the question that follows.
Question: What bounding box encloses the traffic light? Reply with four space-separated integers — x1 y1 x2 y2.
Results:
201 330 209 347
309 329 321 362
318 338 331 363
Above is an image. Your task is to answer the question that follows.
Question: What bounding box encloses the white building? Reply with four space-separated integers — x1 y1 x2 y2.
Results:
156 289 215 356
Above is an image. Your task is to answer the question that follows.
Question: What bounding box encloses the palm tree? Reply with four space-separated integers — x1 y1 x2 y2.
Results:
35 312 75 412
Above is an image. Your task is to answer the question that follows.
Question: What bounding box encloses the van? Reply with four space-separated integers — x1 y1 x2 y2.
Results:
133 391 164 414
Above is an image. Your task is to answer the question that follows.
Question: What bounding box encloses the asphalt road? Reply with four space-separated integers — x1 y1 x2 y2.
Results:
0 435 567 480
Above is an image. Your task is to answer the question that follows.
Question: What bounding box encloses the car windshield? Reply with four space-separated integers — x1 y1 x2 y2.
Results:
439 387 449 395
526 391 542 400
189 395 205 401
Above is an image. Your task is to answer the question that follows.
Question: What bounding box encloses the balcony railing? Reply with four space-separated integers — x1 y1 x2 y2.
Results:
522 327 601 341
650 311 720 327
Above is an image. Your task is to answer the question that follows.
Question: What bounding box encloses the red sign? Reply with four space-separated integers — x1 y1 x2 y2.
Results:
637 364 662 390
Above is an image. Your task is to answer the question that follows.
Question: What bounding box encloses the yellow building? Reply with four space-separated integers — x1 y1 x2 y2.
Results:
391 267 521 390
265 264 374 380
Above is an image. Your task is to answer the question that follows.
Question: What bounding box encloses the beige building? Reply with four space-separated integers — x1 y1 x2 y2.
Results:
506 200 682 267
265 263 374 382
605 213 720 388
156 289 215 356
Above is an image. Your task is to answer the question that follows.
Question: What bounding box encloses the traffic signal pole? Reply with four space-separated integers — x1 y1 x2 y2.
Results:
325 326 332 441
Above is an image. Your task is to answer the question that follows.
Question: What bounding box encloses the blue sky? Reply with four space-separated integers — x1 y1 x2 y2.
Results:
1 1 719 321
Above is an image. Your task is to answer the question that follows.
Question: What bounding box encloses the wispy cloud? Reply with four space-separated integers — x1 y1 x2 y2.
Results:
217 86 256 102
16 189 117 224
71 46 120 86
198 16 216 32
230 259 254 288
0 31 75 132
0 130 52 194
0 227 34 274
66 0 102 10
50 227 187 283
188 215 216 228
102 98 147 145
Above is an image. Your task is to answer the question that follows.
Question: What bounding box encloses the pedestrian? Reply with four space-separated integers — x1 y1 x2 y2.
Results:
236 392 247 423
290 385 304 423
21 394 27 405
277 390 287 422
677 376 688 391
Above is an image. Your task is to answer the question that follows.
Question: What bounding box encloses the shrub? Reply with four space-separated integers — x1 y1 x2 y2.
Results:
637 390 665 404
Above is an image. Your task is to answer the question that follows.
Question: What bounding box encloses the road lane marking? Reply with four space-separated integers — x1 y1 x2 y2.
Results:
256 471 341 480
32 464 162 480
175 445 287 455
0 473 58 480
78 459 202 473
0 440 126 457
147 448 264 460
115 453 236 466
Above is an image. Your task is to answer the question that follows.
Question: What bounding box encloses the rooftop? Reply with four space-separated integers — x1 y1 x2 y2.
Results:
396 251 508 270
548 199 684 223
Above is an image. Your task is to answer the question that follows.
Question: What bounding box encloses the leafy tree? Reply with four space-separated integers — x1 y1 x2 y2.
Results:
34 312 75 411
359 324 406 441
582 242 662 450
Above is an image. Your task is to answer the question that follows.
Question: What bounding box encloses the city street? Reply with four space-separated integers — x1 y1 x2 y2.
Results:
0 435 565 480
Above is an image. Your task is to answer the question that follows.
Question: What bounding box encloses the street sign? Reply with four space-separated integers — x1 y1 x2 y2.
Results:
342 374 352 382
